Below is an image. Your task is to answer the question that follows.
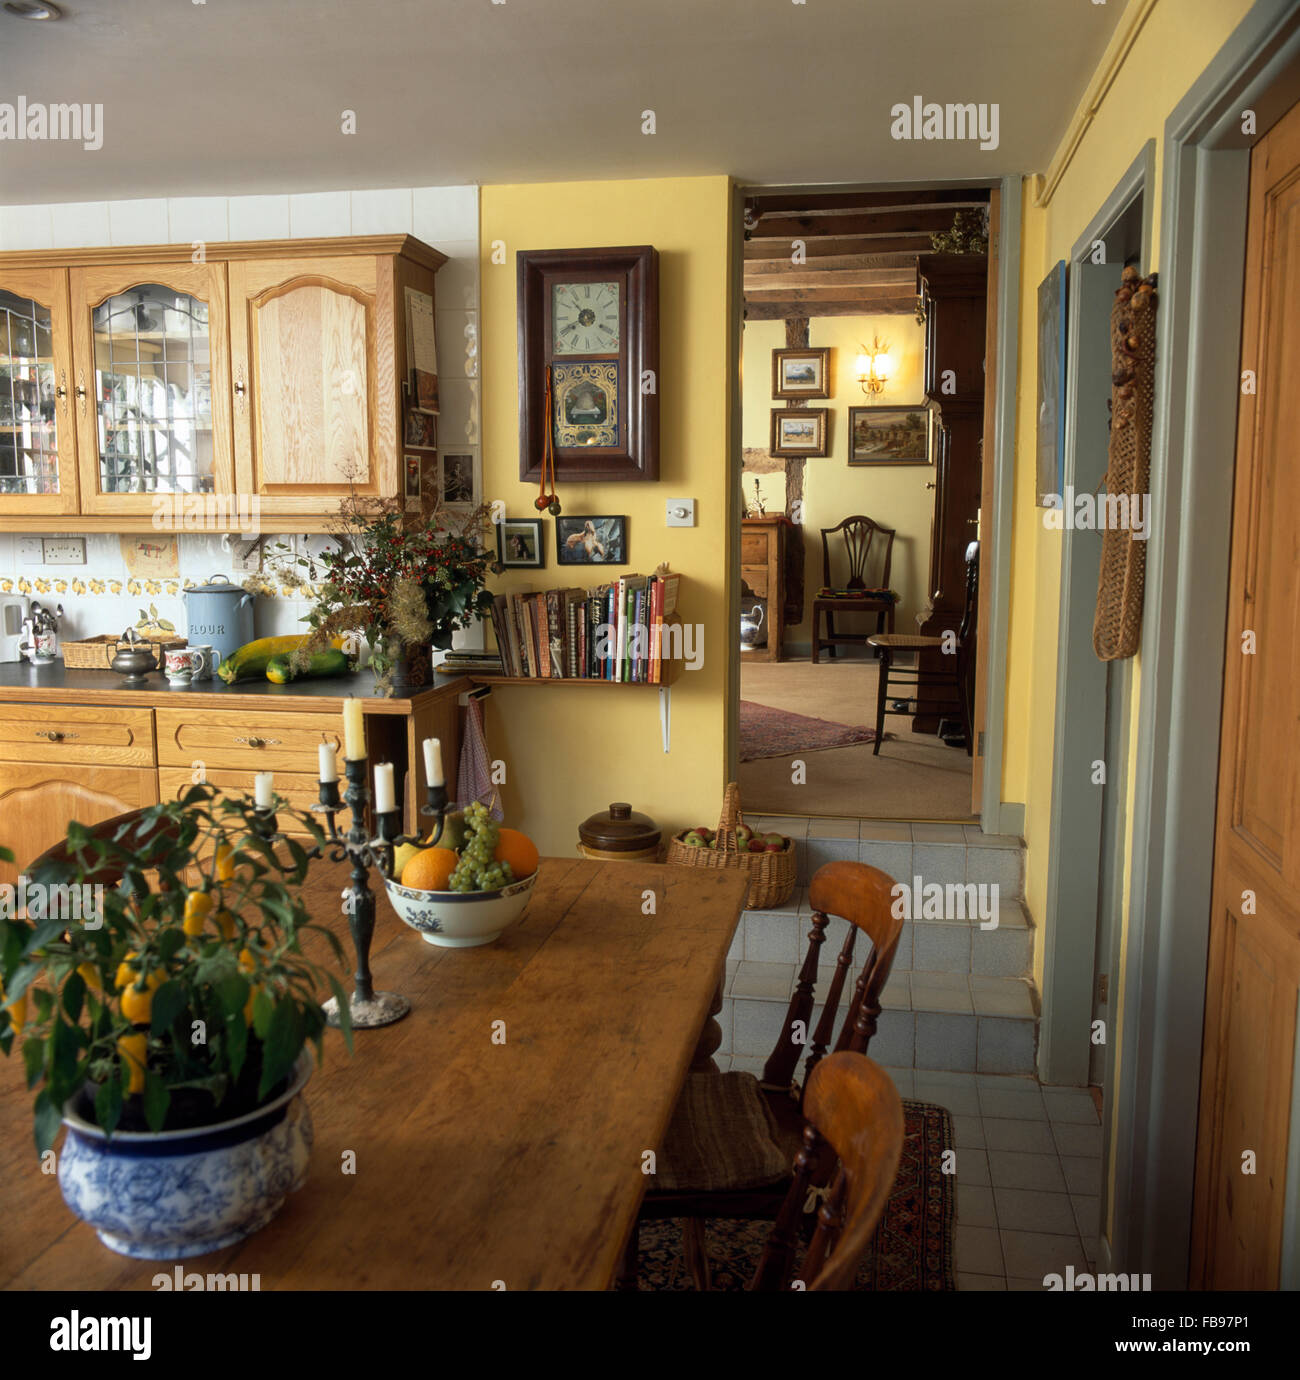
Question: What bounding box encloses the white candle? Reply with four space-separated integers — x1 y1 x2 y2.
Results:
254 771 273 810
318 742 337 783
374 762 396 814
423 736 444 788
342 698 365 760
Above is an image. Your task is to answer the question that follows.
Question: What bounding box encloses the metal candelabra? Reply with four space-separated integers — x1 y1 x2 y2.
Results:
300 758 452 1029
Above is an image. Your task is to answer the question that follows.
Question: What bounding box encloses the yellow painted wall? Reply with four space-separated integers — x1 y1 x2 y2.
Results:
999 0 1254 1233
740 315 932 639
479 176 736 857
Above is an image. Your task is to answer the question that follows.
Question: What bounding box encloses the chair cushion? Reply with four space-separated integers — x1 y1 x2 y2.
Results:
816 587 897 601
654 1071 797 1193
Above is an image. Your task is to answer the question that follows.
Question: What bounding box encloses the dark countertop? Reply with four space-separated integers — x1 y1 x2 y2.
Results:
0 661 467 712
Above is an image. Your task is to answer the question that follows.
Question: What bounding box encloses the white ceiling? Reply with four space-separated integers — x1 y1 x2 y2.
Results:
0 0 1121 204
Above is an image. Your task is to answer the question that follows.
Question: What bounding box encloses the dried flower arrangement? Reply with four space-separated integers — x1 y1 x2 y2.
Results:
270 494 499 695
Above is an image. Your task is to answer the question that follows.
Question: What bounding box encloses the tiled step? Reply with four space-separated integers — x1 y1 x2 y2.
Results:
717 959 1039 1075
746 817 1025 899
729 886 1035 978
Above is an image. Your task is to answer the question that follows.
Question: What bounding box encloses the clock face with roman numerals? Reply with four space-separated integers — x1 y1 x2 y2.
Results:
552 281 620 355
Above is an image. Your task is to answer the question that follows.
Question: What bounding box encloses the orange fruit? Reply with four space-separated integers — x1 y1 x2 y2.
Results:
494 828 539 880
401 846 459 891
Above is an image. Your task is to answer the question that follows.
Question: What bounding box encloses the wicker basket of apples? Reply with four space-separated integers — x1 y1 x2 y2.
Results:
665 781 796 909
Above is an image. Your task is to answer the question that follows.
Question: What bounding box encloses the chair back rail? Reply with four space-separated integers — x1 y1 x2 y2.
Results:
26 808 178 891
751 1051 905 1291
819 515 896 593
760 861 903 1095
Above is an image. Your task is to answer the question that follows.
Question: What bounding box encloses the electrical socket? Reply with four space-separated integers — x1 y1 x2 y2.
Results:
18 538 44 565
42 538 87 565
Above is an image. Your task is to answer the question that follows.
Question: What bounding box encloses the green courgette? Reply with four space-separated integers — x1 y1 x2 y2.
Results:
265 648 350 684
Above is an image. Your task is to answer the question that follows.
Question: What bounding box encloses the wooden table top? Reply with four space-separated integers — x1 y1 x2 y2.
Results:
0 857 749 1292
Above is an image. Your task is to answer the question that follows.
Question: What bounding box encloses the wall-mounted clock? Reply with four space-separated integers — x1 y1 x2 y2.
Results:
517 245 659 482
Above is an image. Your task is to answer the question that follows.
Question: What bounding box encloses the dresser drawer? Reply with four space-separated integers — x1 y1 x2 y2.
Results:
154 708 346 774
740 532 770 566
157 767 327 837
0 703 155 766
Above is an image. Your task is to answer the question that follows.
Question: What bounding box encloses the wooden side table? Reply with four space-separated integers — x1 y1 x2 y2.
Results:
741 515 789 662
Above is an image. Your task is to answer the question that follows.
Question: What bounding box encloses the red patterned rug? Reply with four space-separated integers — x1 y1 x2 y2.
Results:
636 1100 955 1290
739 700 887 763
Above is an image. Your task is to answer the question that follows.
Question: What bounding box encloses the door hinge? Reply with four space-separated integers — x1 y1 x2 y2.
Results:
977 730 985 757
1097 973 1109 1005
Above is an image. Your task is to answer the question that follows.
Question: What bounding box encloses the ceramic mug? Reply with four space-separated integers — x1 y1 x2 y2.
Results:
164 648 194 684
186 644 214 681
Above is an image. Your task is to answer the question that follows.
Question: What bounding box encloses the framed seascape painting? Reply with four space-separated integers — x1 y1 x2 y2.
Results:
555 515 627 565
847 406 929 465
770 407 829 457
1036 260 1067 506
772 347 830 399
498 518 545 568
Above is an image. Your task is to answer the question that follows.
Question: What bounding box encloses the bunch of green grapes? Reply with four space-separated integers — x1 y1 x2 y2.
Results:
448 802 517 893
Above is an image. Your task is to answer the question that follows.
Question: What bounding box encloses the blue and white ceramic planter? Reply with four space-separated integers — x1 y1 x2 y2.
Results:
58 1053 314 1260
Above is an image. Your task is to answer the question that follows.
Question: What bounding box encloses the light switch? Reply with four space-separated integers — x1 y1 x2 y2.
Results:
666 499 696 527
18 538 43 565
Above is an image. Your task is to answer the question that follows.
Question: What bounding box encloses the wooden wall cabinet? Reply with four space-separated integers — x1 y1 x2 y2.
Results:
0 236 446 532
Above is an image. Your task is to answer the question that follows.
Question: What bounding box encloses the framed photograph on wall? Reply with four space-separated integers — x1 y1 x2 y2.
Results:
1036 260 1068 506
847 405 929 465
404 409 438 449
440 452 478 507
772 347 831 399
403 454 423 512
770 407 829 457
555 515 627 565
497 518 545 568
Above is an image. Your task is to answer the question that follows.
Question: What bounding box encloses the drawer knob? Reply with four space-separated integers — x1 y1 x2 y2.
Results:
35 729 76 742
234 735 279 749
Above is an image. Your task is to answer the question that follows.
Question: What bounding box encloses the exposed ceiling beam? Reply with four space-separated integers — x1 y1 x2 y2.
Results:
743 252 920 274
744 268 918 291
746 208 958 240
744 235 932 259
743 293 918 319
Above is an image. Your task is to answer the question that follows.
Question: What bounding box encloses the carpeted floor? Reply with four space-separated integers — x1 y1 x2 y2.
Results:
636 1100 955 1290
739 658 975 821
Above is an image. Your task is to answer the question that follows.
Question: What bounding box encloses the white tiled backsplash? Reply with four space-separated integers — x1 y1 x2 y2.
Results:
0 184 483 658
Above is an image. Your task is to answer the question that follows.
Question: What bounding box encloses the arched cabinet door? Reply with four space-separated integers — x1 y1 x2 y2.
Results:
228 257 397 519
69 262 233 517
0 267 80 517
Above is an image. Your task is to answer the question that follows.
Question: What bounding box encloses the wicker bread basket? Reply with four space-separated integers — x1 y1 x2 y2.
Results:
665 781 796 910
63 632 187 670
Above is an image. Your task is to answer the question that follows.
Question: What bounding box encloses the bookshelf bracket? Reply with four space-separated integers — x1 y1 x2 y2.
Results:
659 687 671 754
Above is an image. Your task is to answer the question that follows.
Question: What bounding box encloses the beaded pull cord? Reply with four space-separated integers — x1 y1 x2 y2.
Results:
535 365 562 516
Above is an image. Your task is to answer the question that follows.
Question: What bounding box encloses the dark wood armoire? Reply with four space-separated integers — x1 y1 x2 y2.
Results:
914 253 988 736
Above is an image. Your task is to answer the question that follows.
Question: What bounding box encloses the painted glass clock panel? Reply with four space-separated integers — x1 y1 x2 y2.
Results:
553 360 619 448
552 280 621 355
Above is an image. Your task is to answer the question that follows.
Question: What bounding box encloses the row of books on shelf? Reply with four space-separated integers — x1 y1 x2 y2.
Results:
460 571 681 682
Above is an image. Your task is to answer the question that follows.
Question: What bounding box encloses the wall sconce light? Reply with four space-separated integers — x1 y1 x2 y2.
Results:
855 336 892 396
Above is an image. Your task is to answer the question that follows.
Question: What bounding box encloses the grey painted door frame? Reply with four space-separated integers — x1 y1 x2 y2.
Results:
1037 143 1154 1090
1108 0 1300 1285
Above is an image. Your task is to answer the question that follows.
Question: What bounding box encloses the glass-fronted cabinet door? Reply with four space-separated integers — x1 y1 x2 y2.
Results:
70 263 233 516
0 267 79 516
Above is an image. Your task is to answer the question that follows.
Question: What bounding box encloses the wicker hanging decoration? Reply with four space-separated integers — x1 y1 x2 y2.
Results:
1093 265 1157 661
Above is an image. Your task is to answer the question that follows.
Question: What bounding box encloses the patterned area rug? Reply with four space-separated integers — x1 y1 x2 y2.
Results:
636 1101 955 1290
739 700 886 763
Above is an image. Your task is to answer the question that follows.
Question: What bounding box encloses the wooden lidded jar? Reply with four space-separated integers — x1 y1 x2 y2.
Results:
578 802 662 863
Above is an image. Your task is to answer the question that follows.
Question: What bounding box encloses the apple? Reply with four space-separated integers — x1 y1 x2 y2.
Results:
708 838 718 849
764 842 783 853
747 838 766 853
735 824 754 844
698 827 714 840
763 833 787 849
682 830 705 847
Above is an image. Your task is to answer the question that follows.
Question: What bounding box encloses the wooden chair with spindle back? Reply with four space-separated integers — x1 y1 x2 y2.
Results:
811 515 898 663
750 1051 905 1291
623 860 904 1290
24 809 180 896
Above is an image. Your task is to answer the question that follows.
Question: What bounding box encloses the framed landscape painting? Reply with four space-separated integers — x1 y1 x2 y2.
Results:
772 347 831 399
847 406 929 465
770 407 829 457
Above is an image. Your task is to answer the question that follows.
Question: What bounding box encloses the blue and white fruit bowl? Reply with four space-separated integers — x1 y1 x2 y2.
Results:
57 1052 314 1260
384 870 537 948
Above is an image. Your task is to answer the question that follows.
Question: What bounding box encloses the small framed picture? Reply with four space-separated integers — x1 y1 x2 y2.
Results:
556 514 627 565
403 454 423 512
440 452 477 506
772 347 830 399
770 407 829 457
497 518 545 569
847 406 930 465
404 409 438 449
